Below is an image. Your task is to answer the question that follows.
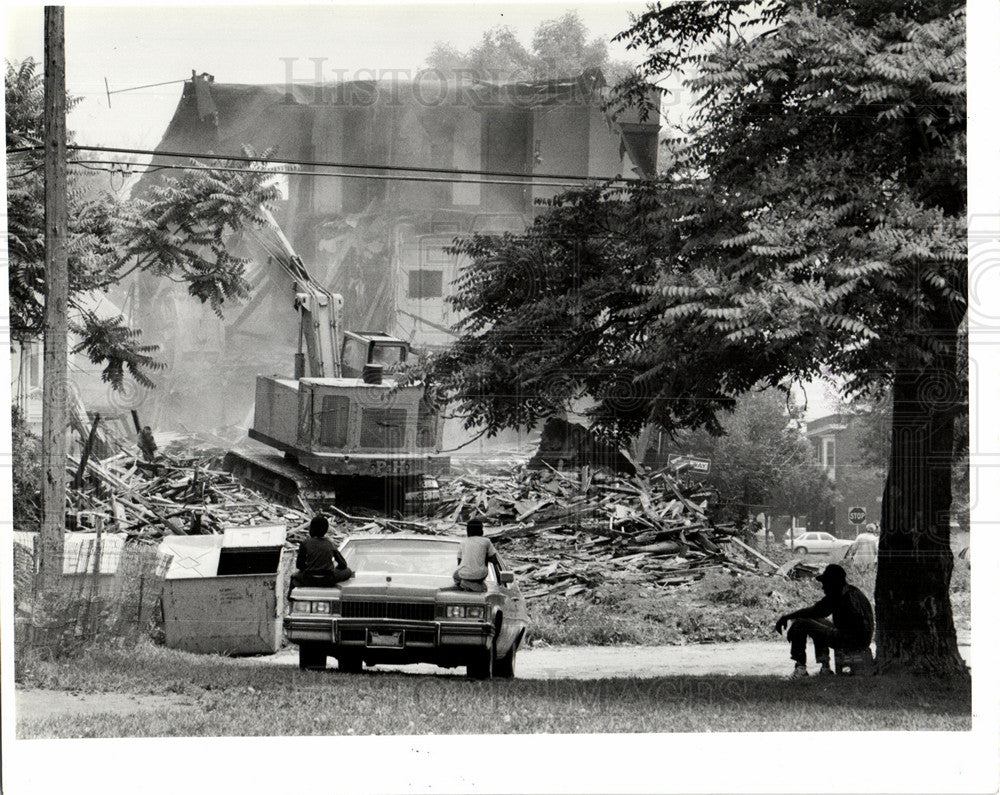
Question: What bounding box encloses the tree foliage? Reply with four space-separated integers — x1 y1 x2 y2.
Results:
11 407 42 532
672 390 836 525
6 58 282 389
425 11 628 81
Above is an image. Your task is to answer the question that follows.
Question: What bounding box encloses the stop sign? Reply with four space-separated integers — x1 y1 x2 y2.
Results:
848 506 867 525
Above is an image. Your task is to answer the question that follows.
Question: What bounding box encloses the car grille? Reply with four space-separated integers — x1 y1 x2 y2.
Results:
341 601 435 621
338 627 437 644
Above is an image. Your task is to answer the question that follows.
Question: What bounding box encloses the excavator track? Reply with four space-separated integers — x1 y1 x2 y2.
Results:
223 450 338 514
222 450 440 516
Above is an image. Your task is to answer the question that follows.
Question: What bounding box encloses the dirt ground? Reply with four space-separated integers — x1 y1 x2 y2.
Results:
16 630 971 721
15 690 198 721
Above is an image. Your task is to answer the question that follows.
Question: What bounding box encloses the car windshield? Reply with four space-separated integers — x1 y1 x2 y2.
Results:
342 538 460 576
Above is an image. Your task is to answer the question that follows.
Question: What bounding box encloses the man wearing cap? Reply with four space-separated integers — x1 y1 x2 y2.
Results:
774 564 874 678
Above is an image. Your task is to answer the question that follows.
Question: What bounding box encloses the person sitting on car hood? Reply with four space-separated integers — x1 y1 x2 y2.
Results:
453 518 498 593
290 515 354 591
774 564 874 678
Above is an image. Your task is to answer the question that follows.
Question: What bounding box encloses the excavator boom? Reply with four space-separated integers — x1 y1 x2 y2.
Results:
244 208 343 379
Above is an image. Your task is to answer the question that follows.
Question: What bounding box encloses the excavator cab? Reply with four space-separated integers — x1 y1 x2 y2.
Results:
341 332 409 379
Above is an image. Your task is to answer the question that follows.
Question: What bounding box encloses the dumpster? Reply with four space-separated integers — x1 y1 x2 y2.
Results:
159 525 291 654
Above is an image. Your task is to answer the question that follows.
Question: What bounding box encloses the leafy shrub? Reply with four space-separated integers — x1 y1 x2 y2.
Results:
11 406 41 532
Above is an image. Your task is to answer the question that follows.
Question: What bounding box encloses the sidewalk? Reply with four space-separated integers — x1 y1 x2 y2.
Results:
517 633 972 680
261 630 972 679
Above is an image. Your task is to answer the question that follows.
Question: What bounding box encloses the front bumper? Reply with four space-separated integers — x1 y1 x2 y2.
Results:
284 616 493 664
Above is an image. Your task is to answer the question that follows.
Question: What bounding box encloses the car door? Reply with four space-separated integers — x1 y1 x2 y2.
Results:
815 533 835 553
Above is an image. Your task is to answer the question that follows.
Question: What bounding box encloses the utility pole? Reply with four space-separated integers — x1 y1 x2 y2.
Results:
39 5 68 591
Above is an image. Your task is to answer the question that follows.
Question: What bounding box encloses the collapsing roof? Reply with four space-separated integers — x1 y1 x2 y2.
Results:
148 69 660 179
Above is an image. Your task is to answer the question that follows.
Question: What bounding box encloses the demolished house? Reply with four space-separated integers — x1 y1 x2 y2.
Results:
121 70 660 432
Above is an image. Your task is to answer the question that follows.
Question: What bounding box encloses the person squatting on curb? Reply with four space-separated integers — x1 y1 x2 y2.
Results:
453 518 498 592
290 515 355 591
774 564 874 678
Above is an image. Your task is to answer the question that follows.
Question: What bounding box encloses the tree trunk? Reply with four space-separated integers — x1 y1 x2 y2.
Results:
874 308 966 675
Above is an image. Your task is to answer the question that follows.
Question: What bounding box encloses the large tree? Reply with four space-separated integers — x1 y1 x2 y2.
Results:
6 57 280 389
431 1 966 674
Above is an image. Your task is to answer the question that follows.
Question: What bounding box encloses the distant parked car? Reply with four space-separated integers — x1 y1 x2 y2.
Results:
284 535 529 679
787 532 853 556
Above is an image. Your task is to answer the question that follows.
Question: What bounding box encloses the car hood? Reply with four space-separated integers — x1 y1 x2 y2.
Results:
337 572 457 599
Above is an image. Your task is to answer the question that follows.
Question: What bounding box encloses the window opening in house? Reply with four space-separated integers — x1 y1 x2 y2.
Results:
408 270 443 299
821 437 836 472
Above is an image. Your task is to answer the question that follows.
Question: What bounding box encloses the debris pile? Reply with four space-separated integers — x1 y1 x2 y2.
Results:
66 448 311 539
59 421 777 596
428 464 752 598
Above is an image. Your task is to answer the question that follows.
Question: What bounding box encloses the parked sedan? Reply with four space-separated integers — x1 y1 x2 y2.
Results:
787 531 853 556
284 535 529 679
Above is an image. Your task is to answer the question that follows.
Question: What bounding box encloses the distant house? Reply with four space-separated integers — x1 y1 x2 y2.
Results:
123 70 660 430
805 413 886 538
10 340 43 430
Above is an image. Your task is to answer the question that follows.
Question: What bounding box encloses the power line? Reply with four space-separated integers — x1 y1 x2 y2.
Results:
66 157 612 189
7 142 642 184
7 162 45 179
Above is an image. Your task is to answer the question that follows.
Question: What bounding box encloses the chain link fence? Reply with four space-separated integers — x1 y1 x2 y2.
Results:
14 533 172 658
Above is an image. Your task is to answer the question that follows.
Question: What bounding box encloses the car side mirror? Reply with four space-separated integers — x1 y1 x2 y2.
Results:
499 571 514 585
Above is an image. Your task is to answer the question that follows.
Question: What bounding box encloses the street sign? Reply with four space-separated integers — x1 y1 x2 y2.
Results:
667 454 711 474
848 506 867 525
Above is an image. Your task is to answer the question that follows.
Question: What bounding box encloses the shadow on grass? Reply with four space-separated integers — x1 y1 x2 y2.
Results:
303 666 971 722
17 643 971 737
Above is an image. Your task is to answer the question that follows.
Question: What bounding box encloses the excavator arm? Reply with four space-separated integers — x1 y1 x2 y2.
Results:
244 208 343 379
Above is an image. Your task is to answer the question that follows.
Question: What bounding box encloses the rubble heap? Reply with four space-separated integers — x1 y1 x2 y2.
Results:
66 446 312 538
60 424 780 597
428 465 751 598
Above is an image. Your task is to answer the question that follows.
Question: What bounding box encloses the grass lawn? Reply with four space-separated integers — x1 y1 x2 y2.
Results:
16 643 970 738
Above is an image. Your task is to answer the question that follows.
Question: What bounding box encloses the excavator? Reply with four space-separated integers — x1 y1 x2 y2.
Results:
222 210 449 513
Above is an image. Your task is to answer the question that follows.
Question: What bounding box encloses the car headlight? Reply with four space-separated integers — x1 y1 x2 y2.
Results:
445 605 486 619
292 600 339 614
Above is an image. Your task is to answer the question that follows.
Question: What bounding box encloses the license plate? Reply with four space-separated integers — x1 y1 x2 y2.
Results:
367 630 404 648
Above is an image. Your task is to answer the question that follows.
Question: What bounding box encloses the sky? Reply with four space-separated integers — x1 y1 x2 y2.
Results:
4 3 655 152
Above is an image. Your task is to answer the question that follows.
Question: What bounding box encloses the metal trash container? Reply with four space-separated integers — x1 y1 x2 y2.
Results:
160 525 291 654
